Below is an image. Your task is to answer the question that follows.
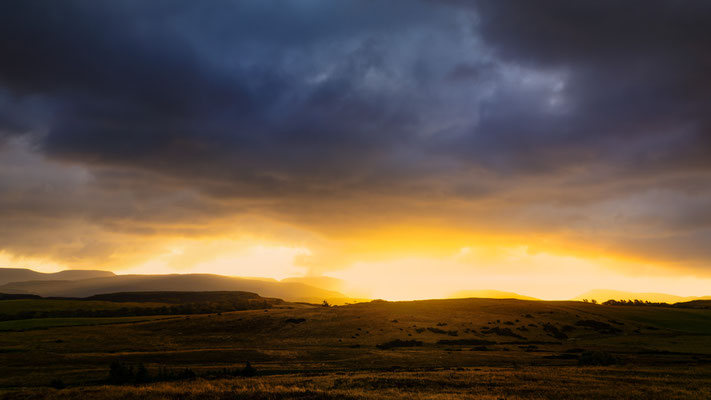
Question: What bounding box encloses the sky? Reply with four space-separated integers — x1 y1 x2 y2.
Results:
1 0 711 300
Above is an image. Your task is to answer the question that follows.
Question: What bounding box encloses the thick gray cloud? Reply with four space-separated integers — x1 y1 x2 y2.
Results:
0 0 710 271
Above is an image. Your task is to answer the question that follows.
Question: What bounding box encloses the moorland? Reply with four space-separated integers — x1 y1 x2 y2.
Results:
0 291 710 399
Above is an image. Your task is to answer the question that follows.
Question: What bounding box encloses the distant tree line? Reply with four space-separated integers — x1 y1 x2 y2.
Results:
601 299 672 307
583 298 708 308
0 300 277 322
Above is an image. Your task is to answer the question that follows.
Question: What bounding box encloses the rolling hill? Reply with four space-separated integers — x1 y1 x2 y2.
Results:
0 273 349 303
0 268 115 285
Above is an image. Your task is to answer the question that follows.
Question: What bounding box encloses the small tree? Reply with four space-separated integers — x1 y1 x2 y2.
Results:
241 361 257 377
322 300 331 307
50 378 66 389
135 363 150 383
590 299 598 304
108 361 133 384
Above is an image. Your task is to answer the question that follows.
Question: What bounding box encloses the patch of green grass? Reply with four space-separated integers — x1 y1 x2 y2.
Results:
0 300 169 315
0 316 176 331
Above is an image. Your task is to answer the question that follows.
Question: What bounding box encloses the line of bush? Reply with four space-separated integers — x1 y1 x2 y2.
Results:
376 339 424 350
0 300 276 322
436 339 496 346
107 361 257 385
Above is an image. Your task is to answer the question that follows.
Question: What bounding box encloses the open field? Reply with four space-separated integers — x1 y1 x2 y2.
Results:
1 298 710 399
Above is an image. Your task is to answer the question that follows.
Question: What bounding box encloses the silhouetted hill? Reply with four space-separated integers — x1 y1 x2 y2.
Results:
573 289 711 304
449 290 539 301
0 273 348 303
0 268 115 285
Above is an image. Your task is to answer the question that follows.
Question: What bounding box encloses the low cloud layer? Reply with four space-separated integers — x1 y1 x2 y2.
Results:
1 1 710 277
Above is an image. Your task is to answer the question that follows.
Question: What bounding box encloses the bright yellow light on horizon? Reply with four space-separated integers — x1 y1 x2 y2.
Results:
3 225 711 302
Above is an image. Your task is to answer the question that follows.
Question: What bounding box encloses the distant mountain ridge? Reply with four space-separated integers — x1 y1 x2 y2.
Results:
0 272 350 303
0 268 115 286
573 289 711 304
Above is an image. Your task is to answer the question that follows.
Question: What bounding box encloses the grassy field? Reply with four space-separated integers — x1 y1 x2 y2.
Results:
0 298 709 399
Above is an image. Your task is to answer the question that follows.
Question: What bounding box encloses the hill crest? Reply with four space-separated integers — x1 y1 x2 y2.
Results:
0 268 115 286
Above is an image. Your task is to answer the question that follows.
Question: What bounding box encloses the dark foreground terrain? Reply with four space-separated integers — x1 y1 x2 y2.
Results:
1 296 710 399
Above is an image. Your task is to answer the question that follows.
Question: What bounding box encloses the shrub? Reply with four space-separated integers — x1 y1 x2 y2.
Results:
50 378 66 389
578 351 618 366
427 327 458 336
437 339 495 346
108 361 134 384
376 339 423 350
542 323 568 340
177 368 196 380
241 361 257 377
135 363 150 383
575 320 621 334
483 326 525 339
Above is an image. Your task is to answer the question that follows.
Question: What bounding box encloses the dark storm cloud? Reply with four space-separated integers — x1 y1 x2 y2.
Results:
0 0 449 195
1 0 711 269
446 0 711 173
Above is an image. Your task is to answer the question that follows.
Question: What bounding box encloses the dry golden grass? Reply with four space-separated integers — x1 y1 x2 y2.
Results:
4 367 711 400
